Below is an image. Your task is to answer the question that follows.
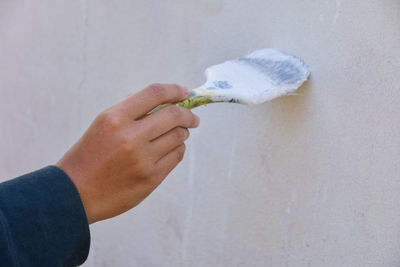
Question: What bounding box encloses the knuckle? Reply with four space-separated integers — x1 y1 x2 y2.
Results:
135 159 153 178
176 144 186 162
117 133 132 152
174 127 188 140
172 84 184 96
146 83 167 100
147 175 161 187
166 105 183 120
97 110 122 130
131 120 148 137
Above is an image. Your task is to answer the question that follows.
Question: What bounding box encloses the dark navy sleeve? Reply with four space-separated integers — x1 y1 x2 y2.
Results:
0 166 90 267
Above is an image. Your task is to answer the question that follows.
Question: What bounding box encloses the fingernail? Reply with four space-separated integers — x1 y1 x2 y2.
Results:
182 86 189 96
194 115 200 127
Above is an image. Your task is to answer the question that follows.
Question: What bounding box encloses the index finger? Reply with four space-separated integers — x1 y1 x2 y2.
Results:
120 83 189 119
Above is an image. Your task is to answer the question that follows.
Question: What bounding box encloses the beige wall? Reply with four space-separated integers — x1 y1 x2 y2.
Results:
1 1 400 266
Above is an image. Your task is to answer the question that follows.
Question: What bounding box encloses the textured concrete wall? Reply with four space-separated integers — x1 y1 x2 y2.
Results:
1 1 400 266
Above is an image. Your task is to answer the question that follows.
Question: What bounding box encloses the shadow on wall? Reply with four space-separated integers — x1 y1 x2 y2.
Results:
248 77 313 137
270 79 313 129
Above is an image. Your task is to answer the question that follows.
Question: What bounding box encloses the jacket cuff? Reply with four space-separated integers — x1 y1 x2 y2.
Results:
0 166 90 266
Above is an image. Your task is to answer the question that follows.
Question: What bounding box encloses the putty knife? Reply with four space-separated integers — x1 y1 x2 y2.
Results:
153 48 309 111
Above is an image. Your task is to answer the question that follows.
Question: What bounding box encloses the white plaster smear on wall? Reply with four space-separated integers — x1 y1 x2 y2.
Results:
1 1 400 266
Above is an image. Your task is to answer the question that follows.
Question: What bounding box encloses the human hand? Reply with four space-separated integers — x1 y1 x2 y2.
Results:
56 84 200 224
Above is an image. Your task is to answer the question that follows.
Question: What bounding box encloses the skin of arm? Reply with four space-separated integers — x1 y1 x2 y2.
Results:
56 83 200 224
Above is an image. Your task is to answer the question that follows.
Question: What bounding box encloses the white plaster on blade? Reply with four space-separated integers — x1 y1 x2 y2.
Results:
198 48 310 105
